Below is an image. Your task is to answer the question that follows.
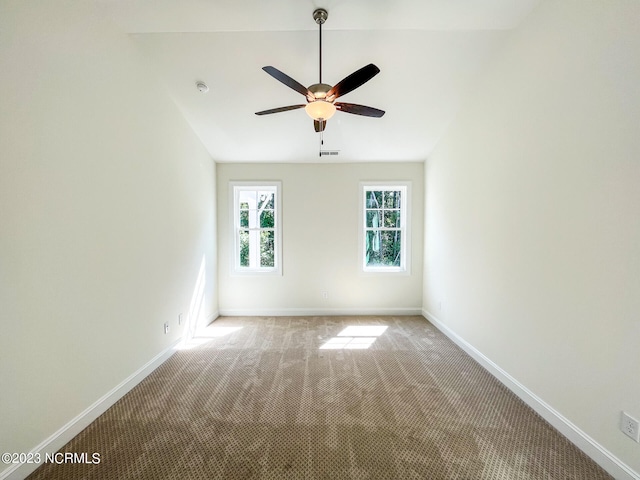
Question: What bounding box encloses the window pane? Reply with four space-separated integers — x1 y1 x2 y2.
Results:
260 230 275 267
365 230 381 266
258 192 274 209
239 190 256 208
383 190 401 208
381 231 402 266
366 230 402 267
240 210 249 228
260 209 274 228
365 191 382 208
242 209 258 227
383 210 400 228
239 230 249 267
366 210 382 228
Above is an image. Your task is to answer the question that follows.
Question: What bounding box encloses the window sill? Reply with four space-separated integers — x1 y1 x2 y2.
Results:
232 267 282 277
361 266 410 275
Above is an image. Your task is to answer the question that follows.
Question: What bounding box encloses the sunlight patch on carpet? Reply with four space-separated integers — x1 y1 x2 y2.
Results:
320 325 388 349
177 326 243 350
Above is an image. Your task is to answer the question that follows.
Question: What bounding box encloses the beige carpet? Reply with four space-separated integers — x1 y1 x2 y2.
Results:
28 315 611 479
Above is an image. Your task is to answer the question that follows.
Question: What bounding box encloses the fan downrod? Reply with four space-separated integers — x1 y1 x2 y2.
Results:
313 8 328 24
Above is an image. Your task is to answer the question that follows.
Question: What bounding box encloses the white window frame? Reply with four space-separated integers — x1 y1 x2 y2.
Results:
230 181 282 275
359 182 411 274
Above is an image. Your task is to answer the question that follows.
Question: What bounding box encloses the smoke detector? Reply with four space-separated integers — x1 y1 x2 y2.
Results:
196 81 209 93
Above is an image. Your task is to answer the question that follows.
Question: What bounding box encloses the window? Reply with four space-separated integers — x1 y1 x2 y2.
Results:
360 183 409 273
231 182 281 274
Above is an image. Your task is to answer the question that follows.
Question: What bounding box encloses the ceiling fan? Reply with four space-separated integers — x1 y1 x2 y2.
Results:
255 8 385 133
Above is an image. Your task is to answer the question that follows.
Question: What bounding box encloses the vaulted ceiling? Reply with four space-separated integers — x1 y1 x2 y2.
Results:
97 0 539 162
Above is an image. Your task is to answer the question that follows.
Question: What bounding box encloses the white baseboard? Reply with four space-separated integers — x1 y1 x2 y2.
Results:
1 340 180 480
422 309 640 480
218 307 423 317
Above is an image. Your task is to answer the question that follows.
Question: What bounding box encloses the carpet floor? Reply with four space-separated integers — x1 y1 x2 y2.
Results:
28 315 611 479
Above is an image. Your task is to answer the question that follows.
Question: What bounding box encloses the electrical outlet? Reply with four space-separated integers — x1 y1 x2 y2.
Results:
164 322 170 334
321 291 328 300
620 411 640 442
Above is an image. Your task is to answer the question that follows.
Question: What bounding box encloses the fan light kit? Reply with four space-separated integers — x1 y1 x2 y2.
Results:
305 100 335 121
255 8 384 134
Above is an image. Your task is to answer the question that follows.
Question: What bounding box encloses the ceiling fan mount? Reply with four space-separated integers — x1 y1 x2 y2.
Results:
255 7 385 133
312 8 328 25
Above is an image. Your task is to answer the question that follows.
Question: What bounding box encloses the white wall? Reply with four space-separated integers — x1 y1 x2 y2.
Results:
423 0 640 477
0 0 216 473
218 162 423 315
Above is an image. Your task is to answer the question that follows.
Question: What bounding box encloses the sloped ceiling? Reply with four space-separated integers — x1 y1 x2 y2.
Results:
96 0 539 162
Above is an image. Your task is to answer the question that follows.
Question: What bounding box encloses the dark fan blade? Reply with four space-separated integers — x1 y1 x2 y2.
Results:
263 66 311 97
314 119 327 132
327 63 380 100
335 103 385 118
255 105 306 115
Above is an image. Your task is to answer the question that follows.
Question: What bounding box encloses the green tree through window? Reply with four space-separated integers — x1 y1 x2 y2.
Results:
362 184 408 272
233 183 280 273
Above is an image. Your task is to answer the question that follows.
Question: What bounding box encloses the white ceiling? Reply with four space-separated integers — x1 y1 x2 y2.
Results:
96 0 540 162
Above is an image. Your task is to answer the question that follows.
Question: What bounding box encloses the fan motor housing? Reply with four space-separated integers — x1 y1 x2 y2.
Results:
308 83 332 100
